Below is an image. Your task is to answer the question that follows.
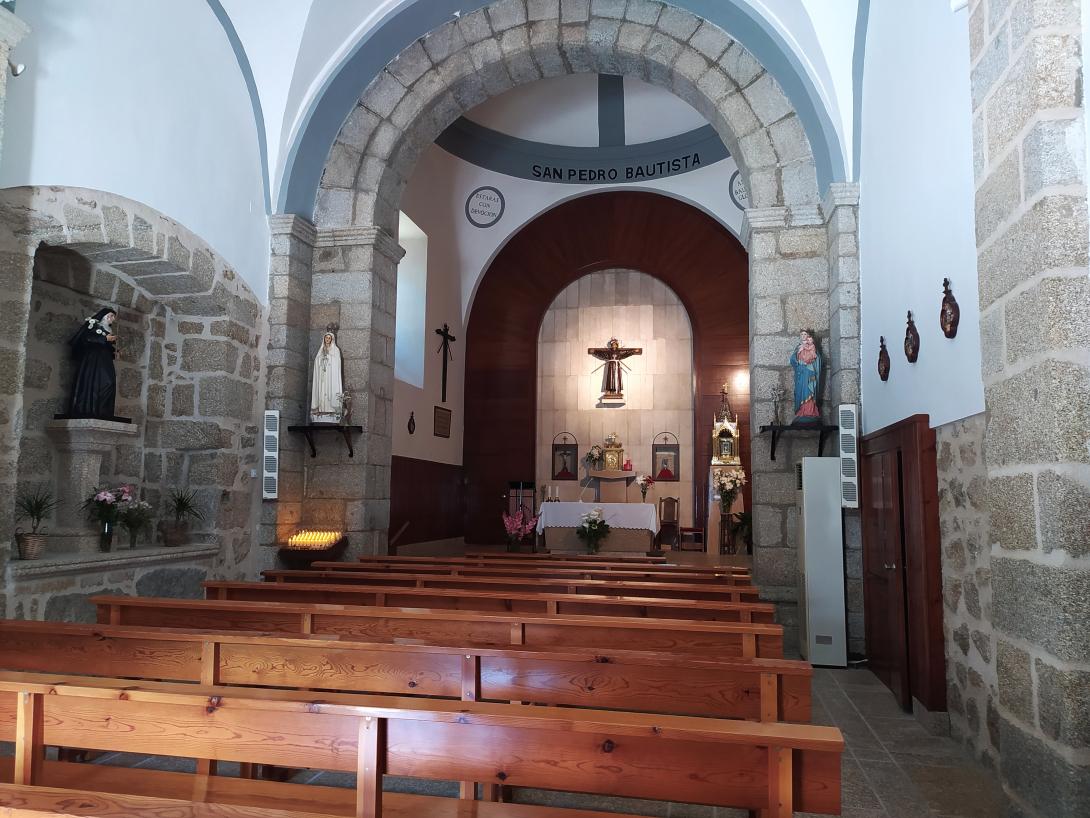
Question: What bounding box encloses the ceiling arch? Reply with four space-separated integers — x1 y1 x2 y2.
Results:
277 0 847 216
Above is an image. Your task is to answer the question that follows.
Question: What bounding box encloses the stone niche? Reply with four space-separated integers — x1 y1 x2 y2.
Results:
0 187 266 620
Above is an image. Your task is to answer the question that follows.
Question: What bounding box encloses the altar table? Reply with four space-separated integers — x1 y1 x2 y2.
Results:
536 502 659 553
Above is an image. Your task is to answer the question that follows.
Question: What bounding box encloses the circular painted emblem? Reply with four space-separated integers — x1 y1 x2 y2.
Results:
728 171 749 211
465 186 505 228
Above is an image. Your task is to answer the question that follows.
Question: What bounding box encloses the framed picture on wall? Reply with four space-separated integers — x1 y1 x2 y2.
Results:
551 432 579 481
652 432 680 482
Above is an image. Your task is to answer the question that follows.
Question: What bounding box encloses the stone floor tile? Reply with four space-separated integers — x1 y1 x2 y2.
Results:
511 787 670 816
902 762 1003 818
856 760 937 818
842 756 886 810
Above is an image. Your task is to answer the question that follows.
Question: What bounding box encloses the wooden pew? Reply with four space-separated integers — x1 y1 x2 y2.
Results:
0 671 844 816
464 552 668 562
254 573 762 602
0 782 652 818
353 555 745 574
0 620 811 722
309 562 752 584
94 597 785 658
214 581 771 622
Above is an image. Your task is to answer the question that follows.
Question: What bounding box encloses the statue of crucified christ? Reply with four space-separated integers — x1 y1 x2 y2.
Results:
588 338 642 400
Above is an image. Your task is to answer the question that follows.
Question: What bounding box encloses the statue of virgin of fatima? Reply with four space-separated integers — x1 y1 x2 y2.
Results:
310 330 344 423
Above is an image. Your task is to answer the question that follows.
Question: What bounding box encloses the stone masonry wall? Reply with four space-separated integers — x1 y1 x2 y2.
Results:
745 206 831 652
968 0 1090 814
0 187 266 621
937 413 998 769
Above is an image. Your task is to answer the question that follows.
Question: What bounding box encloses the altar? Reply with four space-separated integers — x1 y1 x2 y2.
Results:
536 502 659 553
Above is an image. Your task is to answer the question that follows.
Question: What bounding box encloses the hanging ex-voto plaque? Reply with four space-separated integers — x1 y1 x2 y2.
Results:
904 311 920 363
878 336 891 382
940 278 960 338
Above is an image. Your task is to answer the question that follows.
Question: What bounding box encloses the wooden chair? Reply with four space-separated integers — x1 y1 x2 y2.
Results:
657 496 680 550
679 523 706 552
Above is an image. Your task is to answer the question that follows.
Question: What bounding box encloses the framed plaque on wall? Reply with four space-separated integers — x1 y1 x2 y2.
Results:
433 406 452 438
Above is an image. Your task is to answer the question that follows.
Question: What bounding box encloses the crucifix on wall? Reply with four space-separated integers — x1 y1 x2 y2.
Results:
588 338 642 401
434 323 456 403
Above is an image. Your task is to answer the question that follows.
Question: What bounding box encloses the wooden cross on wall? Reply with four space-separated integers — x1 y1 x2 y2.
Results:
434 323 456 403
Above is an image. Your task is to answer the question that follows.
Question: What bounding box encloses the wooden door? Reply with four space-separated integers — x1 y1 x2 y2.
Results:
861 447 911 710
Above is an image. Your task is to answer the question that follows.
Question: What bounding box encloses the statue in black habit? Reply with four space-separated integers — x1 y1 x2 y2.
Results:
66 307 119 419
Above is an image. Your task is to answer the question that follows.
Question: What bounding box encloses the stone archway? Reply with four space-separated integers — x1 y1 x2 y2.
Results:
0 185 264 619
266 0 861 641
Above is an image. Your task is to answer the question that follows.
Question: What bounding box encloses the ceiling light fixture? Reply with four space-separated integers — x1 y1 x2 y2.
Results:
7 60 25 77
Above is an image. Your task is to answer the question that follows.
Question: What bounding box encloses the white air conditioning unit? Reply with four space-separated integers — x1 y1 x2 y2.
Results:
838 404 859 509
796 457 847 667
262 410 279 499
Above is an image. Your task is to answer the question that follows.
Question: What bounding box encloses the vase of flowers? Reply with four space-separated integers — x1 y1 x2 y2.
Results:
713 469 747 513
575 507 611 553
14 486 59 560
584 444 605 470
501 508 539 552
118 496 154 549
635 473 655 502
84 485 132 552
160 489 203 547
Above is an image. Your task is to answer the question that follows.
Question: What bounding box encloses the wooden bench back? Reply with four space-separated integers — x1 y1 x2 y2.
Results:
354 555 745 574
0 672 843 816
309 562 752 584
465 552 668 562
94 596 784 658
210 581 771 622
257 572 761 602
0 620 809 722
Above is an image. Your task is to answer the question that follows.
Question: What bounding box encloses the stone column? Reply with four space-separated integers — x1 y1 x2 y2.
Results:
260 215 316 553
823 182 864 656
0 7 29 168
745 205 831 648
968 0 1090 813
307 226 403 556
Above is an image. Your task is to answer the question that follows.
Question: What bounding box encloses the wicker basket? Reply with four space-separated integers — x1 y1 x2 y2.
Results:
16 532 46 560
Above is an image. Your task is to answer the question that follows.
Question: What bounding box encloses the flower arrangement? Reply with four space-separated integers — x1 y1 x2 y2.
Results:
634 473 655 501
118 497 154 549
584 444 605 469
501 508 539 551
575 507 611 553
768 385 788 425
713 469 747 512
83 485 133 552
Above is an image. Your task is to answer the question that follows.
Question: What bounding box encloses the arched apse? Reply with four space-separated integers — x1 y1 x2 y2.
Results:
280 0 845 217
460 190 749 544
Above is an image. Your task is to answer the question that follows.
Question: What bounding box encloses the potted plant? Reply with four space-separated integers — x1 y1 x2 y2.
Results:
575 507 611 554
160 489 203 547
635 473 655 502
83 485 131 552
118 496 154 549
14 486 59 560
501 508 539 553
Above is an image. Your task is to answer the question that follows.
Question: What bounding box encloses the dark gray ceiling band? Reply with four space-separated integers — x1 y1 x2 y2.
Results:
436 117 728 184
598 74 626 147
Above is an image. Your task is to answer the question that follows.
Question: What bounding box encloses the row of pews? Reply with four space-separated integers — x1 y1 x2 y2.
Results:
0 550 844 817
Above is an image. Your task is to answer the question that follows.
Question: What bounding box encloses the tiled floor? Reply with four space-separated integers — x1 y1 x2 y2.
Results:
0 666 1004 817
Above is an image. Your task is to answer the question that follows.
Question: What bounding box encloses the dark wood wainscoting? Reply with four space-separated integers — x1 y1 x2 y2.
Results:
464 191 750 544
389 456 464 549
860 414 945 713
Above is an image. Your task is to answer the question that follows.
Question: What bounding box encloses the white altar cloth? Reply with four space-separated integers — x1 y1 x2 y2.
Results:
536 502 659 535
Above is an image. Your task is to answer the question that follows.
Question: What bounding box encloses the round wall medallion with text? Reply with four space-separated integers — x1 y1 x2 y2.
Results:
728 171 749 211
465 186 505 228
